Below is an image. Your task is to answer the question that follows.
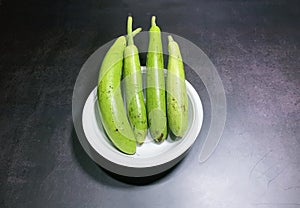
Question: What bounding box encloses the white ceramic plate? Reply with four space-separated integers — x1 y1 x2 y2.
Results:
82 71 203 177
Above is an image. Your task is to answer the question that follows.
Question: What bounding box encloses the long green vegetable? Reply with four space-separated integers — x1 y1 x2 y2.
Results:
146 16 167 142
167 35 188 137
98 36 136 154
124 16 147 145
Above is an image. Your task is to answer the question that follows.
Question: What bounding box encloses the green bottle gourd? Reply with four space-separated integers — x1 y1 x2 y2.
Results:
146 16 167 142
97 36 136 154
123 16 148 145
167 35 188 137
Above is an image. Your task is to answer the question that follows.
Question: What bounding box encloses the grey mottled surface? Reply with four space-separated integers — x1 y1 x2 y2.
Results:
0 0 299 207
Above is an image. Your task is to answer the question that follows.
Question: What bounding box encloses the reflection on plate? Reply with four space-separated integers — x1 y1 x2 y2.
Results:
82 72 203 177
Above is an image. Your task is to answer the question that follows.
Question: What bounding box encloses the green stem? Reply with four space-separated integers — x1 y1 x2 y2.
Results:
132 28 142 38
127 16 134 45
168 35 174 42
151 16 156 26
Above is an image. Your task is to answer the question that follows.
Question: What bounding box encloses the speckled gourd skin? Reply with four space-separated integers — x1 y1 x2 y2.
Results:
98 36 136 154
167 36 188 137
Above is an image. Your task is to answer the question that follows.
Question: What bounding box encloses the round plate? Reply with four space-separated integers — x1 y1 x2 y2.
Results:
81 70 203 177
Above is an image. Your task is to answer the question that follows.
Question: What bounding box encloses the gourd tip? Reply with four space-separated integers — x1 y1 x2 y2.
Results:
151 16 156 26
132 27 142 37
168 35 174 42
127 16 133 35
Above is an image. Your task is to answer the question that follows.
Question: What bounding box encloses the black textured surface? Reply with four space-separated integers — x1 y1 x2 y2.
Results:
0 0 299 207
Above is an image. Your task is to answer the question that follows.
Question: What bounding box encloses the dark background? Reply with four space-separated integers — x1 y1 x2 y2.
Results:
0 0 299 207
